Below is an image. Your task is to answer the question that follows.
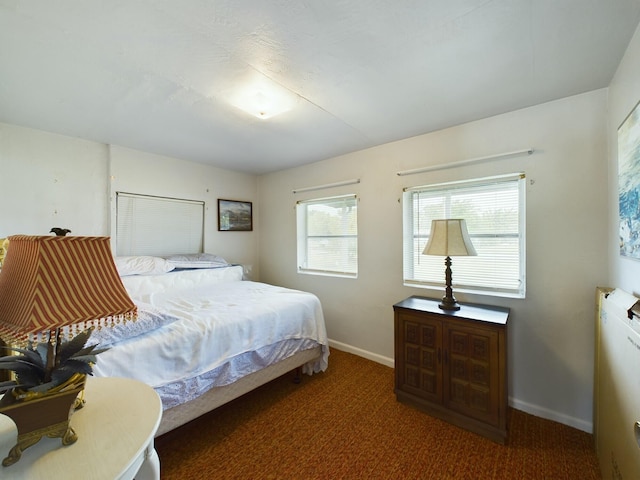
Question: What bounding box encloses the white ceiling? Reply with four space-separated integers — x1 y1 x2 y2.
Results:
1 1 639 174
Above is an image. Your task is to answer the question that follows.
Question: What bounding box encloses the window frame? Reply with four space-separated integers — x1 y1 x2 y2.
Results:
296 194 358 278
402 173 526 298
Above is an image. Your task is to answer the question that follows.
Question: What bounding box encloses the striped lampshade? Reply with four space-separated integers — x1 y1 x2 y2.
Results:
0 235 136 345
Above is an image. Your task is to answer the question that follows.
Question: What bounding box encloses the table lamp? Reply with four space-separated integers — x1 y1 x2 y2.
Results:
423 219 477 311
0 235 136 466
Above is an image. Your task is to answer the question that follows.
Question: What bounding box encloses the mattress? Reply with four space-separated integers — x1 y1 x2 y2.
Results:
92 266 329 409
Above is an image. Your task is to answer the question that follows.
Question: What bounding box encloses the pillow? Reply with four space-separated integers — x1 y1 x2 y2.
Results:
88 302 180 347
163 253 229 269
121 265 244 302
114 256 175 276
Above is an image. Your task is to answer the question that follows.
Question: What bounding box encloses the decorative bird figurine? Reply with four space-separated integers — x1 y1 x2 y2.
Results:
50 227 71 236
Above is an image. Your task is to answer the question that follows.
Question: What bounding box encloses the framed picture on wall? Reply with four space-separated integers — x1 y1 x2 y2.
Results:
218 199 253 231
618 100 640 259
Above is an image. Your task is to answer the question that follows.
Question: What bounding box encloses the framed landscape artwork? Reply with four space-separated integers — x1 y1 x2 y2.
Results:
619 100 640 259
218 199 253 231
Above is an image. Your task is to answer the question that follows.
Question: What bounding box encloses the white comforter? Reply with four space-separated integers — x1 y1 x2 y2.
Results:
92 269 329 409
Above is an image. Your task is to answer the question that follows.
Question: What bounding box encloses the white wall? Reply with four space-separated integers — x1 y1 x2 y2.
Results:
0 123 110 236
0 125 259 274
258 90 610 432
609 23 640 294
108 145 259 276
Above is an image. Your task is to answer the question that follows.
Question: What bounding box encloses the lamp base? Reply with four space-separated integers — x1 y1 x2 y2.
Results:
0 376 85 466
438 300 461 311
439 292 461 311
439 256 461 311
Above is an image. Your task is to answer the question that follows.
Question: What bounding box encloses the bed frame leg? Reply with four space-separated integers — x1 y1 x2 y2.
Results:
293 367 302 384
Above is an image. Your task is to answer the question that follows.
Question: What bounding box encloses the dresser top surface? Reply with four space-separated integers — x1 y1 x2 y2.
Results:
393 296 509 325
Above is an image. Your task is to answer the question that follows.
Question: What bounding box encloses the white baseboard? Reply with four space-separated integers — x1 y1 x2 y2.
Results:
509 397 593 433
328 339 394 368
328 339 593 434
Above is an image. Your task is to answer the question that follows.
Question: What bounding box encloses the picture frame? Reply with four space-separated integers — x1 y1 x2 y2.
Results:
618 99 640 259
218 199 253 231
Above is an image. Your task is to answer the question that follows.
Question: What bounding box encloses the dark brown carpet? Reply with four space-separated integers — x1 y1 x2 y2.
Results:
155 349 601 479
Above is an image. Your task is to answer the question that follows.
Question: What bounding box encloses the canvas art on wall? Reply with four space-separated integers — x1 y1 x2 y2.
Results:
619 100 640 259
218 199 253 231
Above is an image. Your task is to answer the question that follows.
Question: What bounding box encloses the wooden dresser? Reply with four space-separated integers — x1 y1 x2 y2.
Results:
393 296 509 444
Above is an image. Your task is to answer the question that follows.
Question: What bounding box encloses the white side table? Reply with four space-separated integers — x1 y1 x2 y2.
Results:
0 376 162 480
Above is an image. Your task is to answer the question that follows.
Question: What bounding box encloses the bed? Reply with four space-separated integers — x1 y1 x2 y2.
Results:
90 257 329 436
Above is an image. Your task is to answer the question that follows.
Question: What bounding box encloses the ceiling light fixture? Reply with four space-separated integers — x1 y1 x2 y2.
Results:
229 78 299 120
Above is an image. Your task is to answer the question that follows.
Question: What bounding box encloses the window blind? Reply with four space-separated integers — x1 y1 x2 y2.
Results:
116 192 204 256
296 194 358 277
402 173 525 297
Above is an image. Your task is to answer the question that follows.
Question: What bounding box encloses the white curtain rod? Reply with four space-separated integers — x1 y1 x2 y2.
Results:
396 148 534 176
292 178 360 194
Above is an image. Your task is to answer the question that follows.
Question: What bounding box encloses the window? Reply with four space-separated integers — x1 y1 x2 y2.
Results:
403 173 525 298
116 192 204 256
297 194 358 277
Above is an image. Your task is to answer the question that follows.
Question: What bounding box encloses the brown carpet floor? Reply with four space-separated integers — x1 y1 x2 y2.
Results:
155 349 601 479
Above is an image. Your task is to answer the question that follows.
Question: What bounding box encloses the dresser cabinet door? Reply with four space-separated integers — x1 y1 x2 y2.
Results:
396 311 443 404
394 297 508 443
443 322 500 426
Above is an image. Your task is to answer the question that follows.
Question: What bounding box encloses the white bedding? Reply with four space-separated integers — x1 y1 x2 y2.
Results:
92 267 329 409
